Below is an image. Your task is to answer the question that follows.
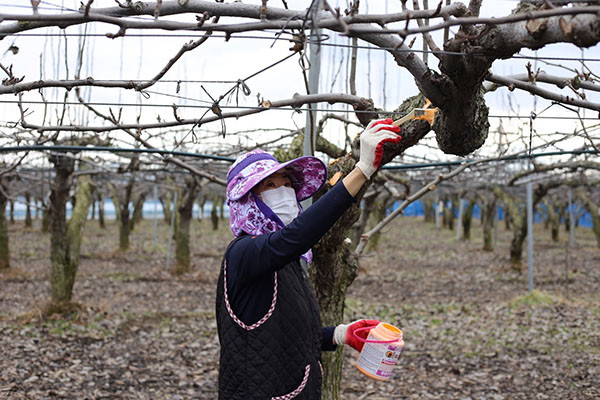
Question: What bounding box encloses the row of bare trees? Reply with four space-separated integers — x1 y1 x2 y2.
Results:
0 155 231 309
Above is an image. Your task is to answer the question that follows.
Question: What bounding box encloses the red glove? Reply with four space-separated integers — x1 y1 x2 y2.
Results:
355 118 401 179
333 319 381 352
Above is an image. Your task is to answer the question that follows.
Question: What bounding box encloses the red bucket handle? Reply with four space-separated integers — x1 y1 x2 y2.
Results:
352 326 401 344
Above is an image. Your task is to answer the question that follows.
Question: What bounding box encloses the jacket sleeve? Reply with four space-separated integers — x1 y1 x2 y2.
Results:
322 326 338 351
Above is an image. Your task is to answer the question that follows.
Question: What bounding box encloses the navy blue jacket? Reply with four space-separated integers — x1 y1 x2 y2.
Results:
224 181 355 350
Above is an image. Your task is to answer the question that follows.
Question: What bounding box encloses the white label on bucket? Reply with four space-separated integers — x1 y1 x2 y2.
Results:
357 339 403 379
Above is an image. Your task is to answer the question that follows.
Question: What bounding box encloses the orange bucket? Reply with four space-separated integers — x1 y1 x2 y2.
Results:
354 322 404 381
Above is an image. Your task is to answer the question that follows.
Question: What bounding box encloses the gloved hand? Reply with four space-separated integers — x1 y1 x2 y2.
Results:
355 118 402 179
333 319 381 352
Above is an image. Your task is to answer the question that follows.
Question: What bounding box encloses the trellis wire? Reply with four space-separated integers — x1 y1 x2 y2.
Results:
7 33 600 62
3 99 599 119
2 146 597 170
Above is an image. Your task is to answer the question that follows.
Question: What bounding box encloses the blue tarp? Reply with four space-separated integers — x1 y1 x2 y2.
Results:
391 200 593 228
4 198 594 229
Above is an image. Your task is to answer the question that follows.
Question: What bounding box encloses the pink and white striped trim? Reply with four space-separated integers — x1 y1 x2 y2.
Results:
223 260 278 330
271 365 311 400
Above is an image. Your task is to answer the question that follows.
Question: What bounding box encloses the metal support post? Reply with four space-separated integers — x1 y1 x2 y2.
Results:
456 198 464 240
302 0 323 209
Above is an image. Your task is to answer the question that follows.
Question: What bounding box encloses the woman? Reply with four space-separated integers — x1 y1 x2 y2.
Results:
216 119 401 399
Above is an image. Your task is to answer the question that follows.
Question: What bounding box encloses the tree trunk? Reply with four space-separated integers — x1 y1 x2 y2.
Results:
422 197 435 223
90 196 95 220
481 196 497 252
211 196 219 231
109 180 134 251
119 209 130 251
9 200 14 224
174 177 199 274
311 101 430 399
97 193 105 229
197 197 206 221
48 156 94 308
462 199 475 241
0 179 9 270
504 210 511 231
160 191 174 225
129 192 147 232
542 199 560 242
24 192 32 228
41 206 50 233
493 187 525 269
311 159 361 400
49 155 74 304
218 195 225 220
443 199 455 230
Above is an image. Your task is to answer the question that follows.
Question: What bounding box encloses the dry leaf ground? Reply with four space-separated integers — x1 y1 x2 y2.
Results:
1 214 599 399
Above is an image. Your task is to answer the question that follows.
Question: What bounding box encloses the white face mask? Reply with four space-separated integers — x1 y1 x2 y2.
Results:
260 186 299 226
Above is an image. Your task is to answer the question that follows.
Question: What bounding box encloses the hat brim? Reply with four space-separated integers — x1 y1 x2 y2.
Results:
227 156 327 202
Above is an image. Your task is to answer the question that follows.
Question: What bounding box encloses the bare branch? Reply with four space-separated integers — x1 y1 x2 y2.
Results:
485 72 600 93
486 73 600 113
355 160 476 255
22 93 376 133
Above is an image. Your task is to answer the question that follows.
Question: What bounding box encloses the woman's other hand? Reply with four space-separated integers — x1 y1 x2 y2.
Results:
333 319 381 352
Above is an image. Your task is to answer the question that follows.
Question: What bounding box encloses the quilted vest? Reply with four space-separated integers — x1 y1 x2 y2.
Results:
216 240 323 400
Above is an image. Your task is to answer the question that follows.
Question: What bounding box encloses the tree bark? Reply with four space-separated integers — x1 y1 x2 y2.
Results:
462 199 475 241
97 192 105 229
542 198 561 242
480 194 497 252
422 197 435 223
493 187 525 269
174 177 199 274
160 191 174 225
24 192 32 228
49 155 74 304
311 111 431 399
109 180 134 251
48 156 94 308
90 196 95 220
129 191 147 232
0 178 9 270
211 195 219 231
9 200 14 224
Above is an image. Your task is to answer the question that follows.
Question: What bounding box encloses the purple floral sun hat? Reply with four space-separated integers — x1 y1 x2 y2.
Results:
226 149 327 241
226 149 327 202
